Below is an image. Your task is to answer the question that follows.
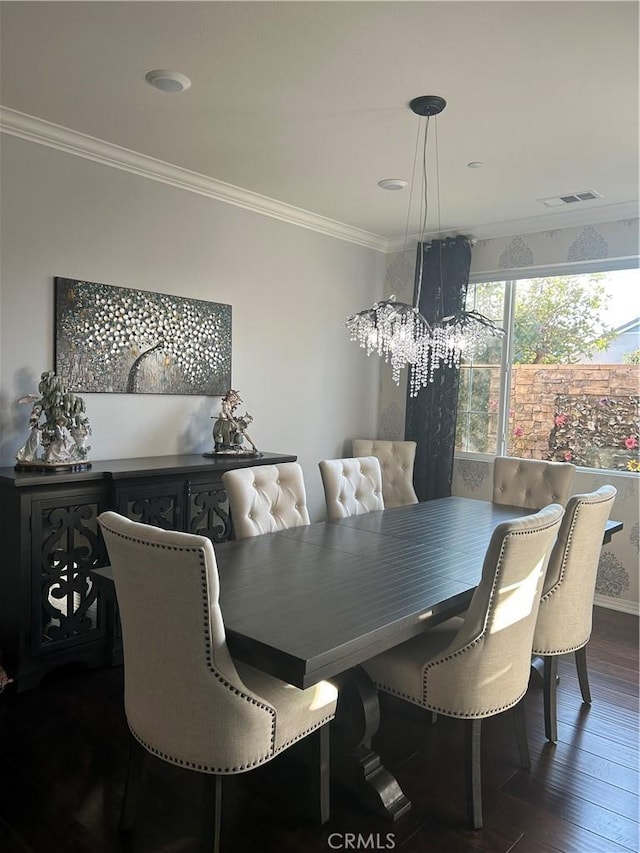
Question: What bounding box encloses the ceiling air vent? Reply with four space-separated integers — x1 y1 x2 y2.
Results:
539 190 602 208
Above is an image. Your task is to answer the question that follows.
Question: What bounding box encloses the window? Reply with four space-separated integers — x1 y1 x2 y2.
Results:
455 267 640 472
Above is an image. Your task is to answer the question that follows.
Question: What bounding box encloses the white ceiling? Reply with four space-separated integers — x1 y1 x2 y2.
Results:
1 1 638 250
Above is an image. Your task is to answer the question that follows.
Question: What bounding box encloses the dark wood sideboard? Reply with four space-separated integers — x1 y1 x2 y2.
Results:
0 451 296 691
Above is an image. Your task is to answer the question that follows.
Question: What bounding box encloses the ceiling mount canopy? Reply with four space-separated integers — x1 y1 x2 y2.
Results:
409 95 446 117
346 94 503 396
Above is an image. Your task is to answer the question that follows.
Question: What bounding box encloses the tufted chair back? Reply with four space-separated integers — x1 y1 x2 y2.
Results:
492 456 575 509
352 440 418 508
534 486 617 655
97 511 337 848
222 462 310 539
98 511 336 774
531 486 616 742
362 502 564 829
318 456 385 521
421 503 564 716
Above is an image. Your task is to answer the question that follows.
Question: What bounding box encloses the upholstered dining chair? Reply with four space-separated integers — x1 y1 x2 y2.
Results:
362 503 564 829
493 456 575 508
318 456 385 521
532 485 617 743
222 462 310 539
352 439 418 508
97 511 338 852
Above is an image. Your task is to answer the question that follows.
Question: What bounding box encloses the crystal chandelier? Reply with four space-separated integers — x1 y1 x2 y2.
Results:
346 294 431 386
346 95 504 396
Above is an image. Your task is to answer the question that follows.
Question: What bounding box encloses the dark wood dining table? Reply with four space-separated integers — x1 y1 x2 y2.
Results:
216 496 621 688
212 496 622 819
97 496 622 820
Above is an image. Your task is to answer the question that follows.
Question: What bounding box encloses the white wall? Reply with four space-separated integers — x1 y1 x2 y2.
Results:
0 135 385 520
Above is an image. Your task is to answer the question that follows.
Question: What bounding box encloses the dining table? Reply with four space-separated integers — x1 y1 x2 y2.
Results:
95 496 622 821
210 496 622 819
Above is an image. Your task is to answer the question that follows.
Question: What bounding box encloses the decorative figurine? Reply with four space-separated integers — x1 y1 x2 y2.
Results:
15 371 92 471
208 389 259 456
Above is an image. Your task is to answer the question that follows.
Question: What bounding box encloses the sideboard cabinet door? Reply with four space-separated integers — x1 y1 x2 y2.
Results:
0 451 296 690
186 477 230 542
0 483 111 692
114 480 185 530
31 489 110 657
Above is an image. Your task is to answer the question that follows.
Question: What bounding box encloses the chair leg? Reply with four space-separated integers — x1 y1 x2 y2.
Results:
201 774 222 853
310 723 331 824
465 719 483 830
119 731 145 833
543 655 559 743
512 699 530 769
575 646 592 705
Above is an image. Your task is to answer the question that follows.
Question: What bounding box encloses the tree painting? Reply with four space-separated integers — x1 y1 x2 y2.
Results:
55 278 232 395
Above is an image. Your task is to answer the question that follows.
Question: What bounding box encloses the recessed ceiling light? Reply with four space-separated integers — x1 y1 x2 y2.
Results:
377 178 408 190
467 161 485 169
145 69 191 93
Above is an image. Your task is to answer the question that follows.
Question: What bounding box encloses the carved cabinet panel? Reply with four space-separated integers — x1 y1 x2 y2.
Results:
187 479 231 542
115 481 185 530
0 452 295 691
31 491 109 658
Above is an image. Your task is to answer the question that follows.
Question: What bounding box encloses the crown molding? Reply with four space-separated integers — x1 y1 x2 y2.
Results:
385 203 640 253
4 106 635 257
0 106 389 253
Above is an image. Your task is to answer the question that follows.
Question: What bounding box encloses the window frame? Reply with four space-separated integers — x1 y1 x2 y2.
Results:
455 256 640 471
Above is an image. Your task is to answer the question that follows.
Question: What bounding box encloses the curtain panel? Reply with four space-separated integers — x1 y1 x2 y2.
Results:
405 236 472 500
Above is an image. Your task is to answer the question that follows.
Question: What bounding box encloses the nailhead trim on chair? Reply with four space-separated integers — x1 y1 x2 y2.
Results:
535 640 586 655
539 502 581 602
539 492 610 604
99 521 294 773
532 491 615 656
420 528 523 711
127 713 335 775
418 520 560 714
372 518 559 718
424 689 527 718
369 677 527 719
532 518 583 661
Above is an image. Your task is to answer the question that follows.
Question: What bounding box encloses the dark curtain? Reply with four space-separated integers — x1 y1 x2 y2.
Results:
405 235 472 501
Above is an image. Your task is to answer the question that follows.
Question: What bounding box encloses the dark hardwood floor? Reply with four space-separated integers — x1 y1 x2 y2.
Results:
0 607 637 853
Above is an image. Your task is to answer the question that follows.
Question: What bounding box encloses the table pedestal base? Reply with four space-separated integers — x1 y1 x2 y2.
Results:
331 667 411 821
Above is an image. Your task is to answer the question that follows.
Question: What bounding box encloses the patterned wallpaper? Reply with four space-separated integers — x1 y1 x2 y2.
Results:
379 218 640 443
470 218 639 276
379 218 640 613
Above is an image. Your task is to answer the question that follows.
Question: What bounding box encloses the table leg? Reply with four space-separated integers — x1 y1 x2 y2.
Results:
330 666 411 821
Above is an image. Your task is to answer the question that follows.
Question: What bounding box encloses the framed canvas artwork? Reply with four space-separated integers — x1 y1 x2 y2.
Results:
54 277 232 395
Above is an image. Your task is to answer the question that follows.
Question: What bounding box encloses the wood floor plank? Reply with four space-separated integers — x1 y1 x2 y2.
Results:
553 671 640 715
0 606 636 852
526 714 639 771
523 757 638 820
523 730 640 795
487 785 636 853
556 662 640 699
501 772 639 851
508 837 570 853
552 702 639 745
